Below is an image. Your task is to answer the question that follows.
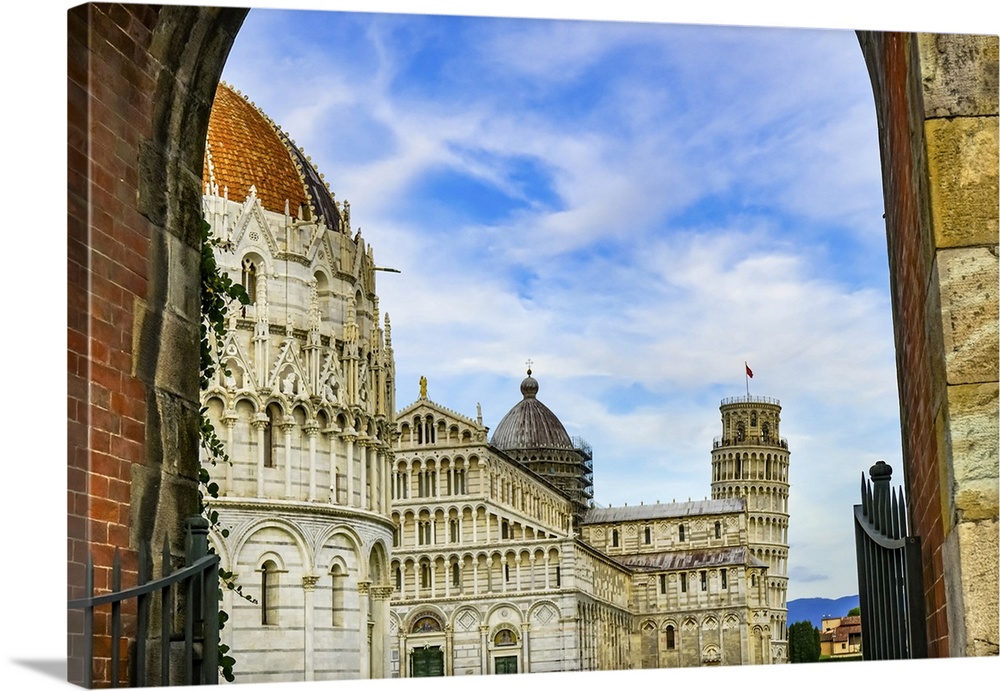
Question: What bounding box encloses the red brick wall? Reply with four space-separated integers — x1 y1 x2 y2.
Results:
68 5 157 684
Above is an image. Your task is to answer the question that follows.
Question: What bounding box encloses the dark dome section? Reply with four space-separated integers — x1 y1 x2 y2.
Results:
491 372 574 451
204 83 341 232
277 127 343 233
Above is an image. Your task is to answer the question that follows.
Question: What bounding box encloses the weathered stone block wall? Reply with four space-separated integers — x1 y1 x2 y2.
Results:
857 30 998 658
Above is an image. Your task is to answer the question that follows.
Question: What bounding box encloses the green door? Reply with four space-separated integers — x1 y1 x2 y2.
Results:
410 647 444 677
494 656 518 674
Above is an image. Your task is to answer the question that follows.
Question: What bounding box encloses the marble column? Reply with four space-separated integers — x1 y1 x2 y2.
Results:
306 424 318 501
370 586 393 678
479 625 489 675
359 438 369 510
358 581 371 678
343 433 357 507
521 622 531 673
302 575 319 681
326 428 338 504
253 415 268 498
281 418 295 498
445 624 454 675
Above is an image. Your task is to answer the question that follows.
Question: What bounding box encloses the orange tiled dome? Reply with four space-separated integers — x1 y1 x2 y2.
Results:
203 83 342 230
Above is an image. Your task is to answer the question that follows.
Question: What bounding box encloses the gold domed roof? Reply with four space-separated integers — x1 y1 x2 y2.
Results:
203 83 342 230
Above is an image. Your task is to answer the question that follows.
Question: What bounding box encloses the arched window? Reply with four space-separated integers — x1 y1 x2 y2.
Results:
394 566 402 591
241 257 257 309
612 529 619 547
331 564 345 627
721 569 728 589
263 404 280 468
420 562 431 589
736 422 745 442
644 526 652 544
418 469 436 497
665 625 676 649
680 573 687 593
678 525 685 542
260 560 279 626
715 521 722 539
750 411 757 427
452 562 460 588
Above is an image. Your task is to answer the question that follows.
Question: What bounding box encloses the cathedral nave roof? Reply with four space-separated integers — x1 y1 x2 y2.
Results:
613 545 766 572
581 497 746 524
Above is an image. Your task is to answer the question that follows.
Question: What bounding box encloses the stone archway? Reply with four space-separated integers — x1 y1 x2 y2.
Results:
68 7 996 684
856 32 998 658
68 5 247 685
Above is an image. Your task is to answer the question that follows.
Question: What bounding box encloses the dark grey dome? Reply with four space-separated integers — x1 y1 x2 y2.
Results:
491 370 573 450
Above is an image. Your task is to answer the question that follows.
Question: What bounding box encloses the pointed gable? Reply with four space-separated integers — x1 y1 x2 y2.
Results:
268 340 311 400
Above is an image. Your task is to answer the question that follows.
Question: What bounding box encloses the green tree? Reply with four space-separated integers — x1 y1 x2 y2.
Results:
848 606 861 616
788 620 821 663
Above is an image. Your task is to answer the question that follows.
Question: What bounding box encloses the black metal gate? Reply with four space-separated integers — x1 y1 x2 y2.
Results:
853 460 927 660
68 516 220 687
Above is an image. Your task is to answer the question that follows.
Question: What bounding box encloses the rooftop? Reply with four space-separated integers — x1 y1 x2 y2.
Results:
614 545 765 571
582 497 746 524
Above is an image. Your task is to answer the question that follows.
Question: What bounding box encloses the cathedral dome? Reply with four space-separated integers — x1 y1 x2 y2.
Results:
491 370 574 451
203 82 342 230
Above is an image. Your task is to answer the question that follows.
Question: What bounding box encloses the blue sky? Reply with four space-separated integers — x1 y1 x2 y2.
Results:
219 6 902 602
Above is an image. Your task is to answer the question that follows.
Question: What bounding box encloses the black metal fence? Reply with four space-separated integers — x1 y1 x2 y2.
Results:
68 516 220 687
853 460 927 660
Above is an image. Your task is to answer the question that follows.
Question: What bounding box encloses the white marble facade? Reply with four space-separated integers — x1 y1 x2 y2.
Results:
200 157 397 683
199 84 790 683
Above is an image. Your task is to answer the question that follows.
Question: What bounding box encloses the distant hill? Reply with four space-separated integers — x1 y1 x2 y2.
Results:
787 595 860 628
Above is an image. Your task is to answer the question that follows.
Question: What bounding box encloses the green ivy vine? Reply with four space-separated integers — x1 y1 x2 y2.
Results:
199 219 251 682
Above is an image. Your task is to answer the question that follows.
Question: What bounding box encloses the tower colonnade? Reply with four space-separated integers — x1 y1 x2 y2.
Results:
710 396 790 653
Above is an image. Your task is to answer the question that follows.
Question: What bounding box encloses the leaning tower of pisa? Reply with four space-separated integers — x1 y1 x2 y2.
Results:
710 395 790 663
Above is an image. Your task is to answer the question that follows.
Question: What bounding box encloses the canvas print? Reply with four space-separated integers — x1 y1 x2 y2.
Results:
64 2 998 689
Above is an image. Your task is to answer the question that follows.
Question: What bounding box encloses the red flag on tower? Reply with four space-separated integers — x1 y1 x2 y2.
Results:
746 363 753 378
